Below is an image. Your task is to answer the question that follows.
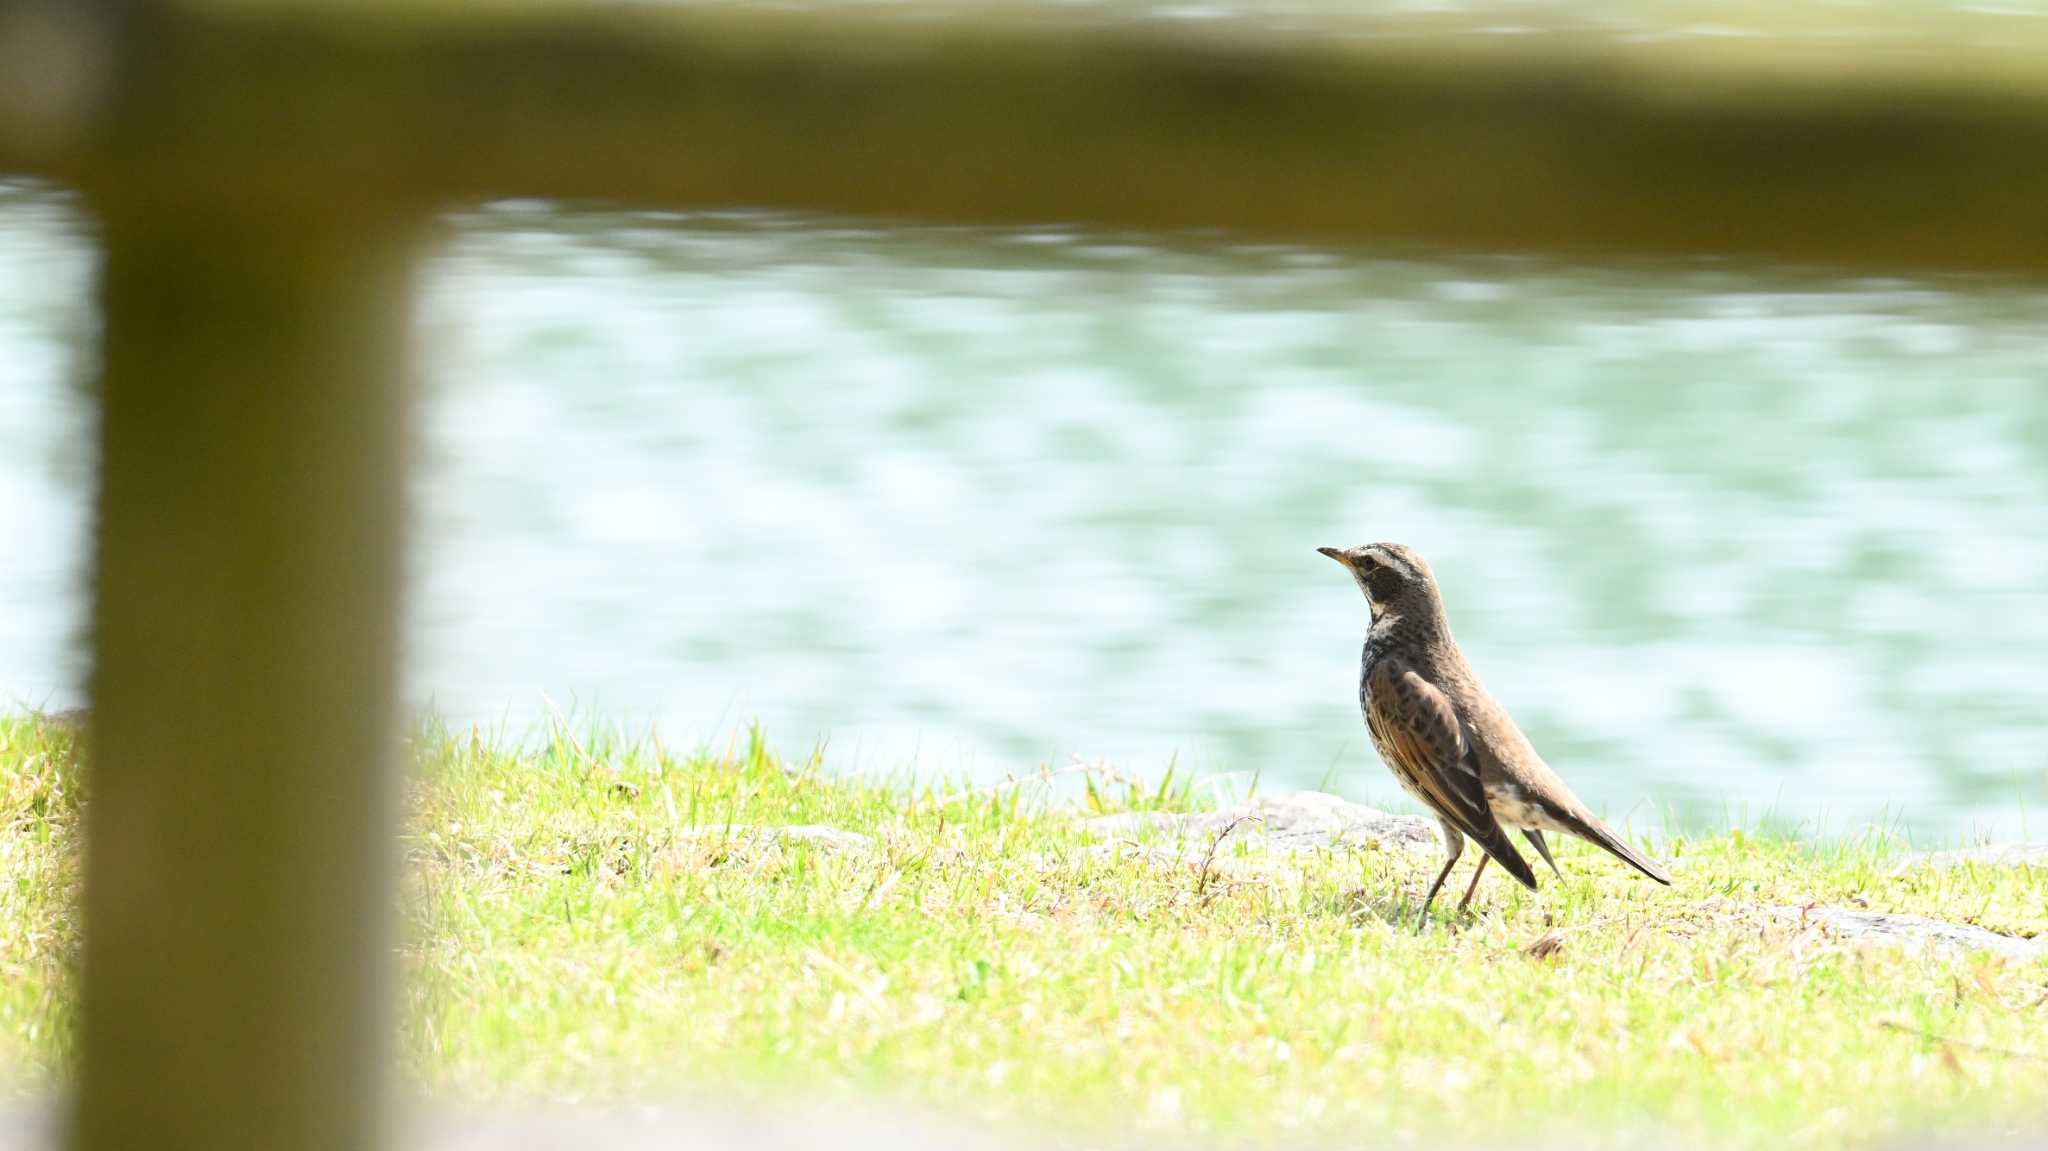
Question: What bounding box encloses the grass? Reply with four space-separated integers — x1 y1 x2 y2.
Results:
3 710 2046 1148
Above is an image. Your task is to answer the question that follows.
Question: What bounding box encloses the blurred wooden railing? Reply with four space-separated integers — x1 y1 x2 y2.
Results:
3 2 2047 1149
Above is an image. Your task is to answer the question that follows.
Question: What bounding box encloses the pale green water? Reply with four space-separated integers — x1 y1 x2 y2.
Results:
5 186 2046 839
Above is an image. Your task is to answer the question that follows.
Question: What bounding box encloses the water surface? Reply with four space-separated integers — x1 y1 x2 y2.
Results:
5 186 2046 839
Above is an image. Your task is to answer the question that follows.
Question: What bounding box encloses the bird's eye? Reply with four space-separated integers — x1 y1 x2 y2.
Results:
1357 555 1379 572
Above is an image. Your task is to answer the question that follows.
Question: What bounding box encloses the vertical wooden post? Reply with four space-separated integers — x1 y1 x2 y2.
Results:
73 205 417 1151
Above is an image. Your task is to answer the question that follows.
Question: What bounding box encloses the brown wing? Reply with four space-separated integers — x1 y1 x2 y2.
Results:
1366 657 1537 890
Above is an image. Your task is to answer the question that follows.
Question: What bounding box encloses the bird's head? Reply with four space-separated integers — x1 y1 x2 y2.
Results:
1317 541 1438 620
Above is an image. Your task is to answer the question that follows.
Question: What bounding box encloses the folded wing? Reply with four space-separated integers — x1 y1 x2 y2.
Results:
1366 657 1538 891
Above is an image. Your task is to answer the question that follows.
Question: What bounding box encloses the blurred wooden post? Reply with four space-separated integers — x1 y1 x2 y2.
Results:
74 204 417 1151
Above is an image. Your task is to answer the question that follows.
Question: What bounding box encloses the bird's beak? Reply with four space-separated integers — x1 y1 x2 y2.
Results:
1317 546 1350 566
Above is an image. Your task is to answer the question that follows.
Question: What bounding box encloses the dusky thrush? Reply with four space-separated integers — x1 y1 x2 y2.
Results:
1319 542 1672 930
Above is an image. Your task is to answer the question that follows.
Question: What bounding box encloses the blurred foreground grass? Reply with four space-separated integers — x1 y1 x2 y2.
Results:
3 711 2045 1147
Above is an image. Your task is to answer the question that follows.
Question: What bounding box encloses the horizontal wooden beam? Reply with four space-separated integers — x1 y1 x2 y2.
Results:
0 1 2041 273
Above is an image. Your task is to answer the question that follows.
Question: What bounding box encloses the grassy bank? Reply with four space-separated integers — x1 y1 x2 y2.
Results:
3 712 2045 1147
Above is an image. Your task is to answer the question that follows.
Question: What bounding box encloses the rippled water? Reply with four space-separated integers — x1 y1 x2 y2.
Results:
5 185 2046 840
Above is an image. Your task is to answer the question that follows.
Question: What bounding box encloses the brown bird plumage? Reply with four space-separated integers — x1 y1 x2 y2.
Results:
1318 542 1672 930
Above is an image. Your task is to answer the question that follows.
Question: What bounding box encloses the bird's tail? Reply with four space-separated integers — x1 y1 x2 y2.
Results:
1569 814 1673 885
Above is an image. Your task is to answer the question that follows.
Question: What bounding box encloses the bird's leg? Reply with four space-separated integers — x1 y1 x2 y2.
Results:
1456 853 1490 912
1414 841 1462 933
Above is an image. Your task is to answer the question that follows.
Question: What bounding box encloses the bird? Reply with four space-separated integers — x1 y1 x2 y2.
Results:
1317 542 1672 930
